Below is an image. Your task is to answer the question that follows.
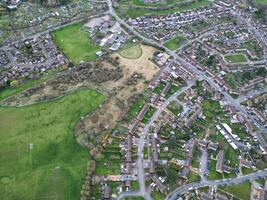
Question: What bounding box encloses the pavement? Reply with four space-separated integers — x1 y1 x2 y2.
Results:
106 1 267 199
166 169 267 199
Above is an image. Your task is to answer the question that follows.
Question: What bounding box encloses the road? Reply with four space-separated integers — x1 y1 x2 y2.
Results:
166 169 267 199
106 0 267 198
107 0 264 135
237 87 267 103
117 81 195 200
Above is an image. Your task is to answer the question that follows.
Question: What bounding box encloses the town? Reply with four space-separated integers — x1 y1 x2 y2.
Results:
0 0 266 200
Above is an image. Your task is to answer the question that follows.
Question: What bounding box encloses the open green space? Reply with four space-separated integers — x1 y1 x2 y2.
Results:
208 159 223 180
151 190 166 200
0 15 9 29
119 44 143 59
117 0 216 18
220 182 251 200
187 171 201 183
164 35 186 50
241 167 255 175
0 75 53 101
167 100 183 116
256 0 267 4
132 0 183 7
52 23 100 64
224 54 248 63
0 89 105 200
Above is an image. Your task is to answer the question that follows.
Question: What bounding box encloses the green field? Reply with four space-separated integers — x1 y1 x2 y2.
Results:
164 35 186 50
117 0 216 17
52 23 100 64
167 100 183 116
119 44 143 59
132 0 183 7
0 89 105 200
220 182 251 200
224 54 248 63
256 0 267 4
0 15 9 29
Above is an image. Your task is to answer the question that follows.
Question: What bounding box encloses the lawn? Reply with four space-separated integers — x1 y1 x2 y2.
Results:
151 190 166 200
0 15 9 29
141 106 157 124
0 89 105 200
224 54 248 63
119 44 143 59
256 0 267 4
153 81 166 94
125 94 148 123
52 23 100 64
187 171 201 183
167 100 183 116
220 182 251 200
163 35 186 50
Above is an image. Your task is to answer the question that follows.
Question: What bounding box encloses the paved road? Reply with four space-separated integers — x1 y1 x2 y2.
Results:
237 87 267 103
199 149 207 182
107 1 267 198
166 169 267 199
117 82 195 200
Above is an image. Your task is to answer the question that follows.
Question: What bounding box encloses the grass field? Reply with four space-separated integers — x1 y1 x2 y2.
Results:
167 101 183 116
52 23 100 64
0 15 9 29
118 0 215 17
132 0 183 7
119 44 143 59
256 0 267 4
0 89 105 200
224 54 248 63
220 182 251 200
163 35 186 50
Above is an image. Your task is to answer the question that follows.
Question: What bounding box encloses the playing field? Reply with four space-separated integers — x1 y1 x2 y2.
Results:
119 44 143 59
52 23 100 64
224 54 248 63
0 89 105 200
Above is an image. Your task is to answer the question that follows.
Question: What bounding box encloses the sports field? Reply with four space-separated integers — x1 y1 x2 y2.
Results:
0 89 105 200
52 23 100 64
119 44 143 59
